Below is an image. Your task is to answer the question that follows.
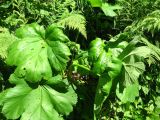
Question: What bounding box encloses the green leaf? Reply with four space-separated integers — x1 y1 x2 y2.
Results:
46 75 63 85
2 85 32 119
21 86 63 120
45 24 69 43
101 3 121 17
16 23 45 39
117 39 146 84
0 90 8 106
6 23 71 82
89 38 105 62
0 28 15 59
92 50 108 74
125 46 152 59
1 84 77 120
118 38 139 60
89 38 108 74
44 85 77 116
94 73 112 118
107 57 122 79
8 73 27 85
88 0 102 7
58 13 87 39
116 82 139 103
47 41 71 71
123 56 145 83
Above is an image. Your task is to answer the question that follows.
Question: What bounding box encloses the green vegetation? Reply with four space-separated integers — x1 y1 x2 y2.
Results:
1 0 160 120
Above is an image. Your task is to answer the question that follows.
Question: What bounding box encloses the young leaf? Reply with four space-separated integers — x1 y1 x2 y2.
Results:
88 38 108 74
92 50 108 75
89 38 105 62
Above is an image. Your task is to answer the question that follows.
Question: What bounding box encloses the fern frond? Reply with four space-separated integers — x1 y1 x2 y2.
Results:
126 10 160 35
138 10 160 33
0 28 15 60
58 12 87 39
139 36 160 62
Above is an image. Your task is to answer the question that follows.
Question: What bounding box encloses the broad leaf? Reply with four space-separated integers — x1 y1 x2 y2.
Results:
94 73 112 118
101 3 121 17
2 85 32 119
6 23 71 82
88 38 108 74
89 38 105 62
92 50 108 74
15 23 45 39
1 83 77 120
116 82 139 103
45 24 69 43
107 56 122 79
122 56 145 84
117 39 146 84
88 0 102 7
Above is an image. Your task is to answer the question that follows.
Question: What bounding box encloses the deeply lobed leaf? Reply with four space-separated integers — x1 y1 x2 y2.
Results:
6 23 71 82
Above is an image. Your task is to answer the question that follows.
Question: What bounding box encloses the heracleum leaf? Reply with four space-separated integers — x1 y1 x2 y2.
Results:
44 85 77 115
108 57 122 79
88 0 102 7
21 86 63 120
2 85 32 119
47 41 71 71
16 23 45 39
88 38 108 74
89 38 105 62
45 24 69 43
94 73 112 117
101 3 121 17
6 23 71 82
123 56 145 84
1 84 77 120
116 39 146 85
92 50 108 74
116 82 139 103
125 46 152 59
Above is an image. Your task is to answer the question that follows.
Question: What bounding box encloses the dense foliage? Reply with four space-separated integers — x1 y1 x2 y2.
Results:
1 0 160 120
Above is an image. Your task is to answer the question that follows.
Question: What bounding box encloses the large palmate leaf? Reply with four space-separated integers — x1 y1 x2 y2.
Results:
122 56 145 84
116 82 139 103
6 23 71 82
114 40 147 103
117 39 147 84
2 85 32 119
1 78 77 120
